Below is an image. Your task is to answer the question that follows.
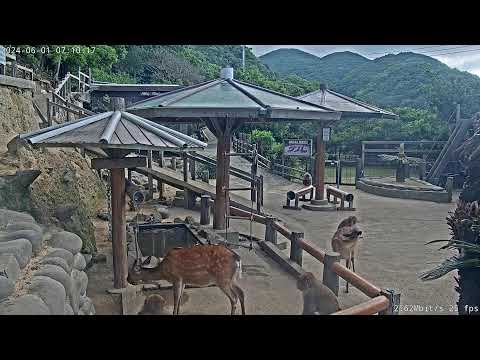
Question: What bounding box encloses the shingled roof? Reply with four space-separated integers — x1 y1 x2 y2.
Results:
298 86 398 119
20 111 207 152
127 73 342 123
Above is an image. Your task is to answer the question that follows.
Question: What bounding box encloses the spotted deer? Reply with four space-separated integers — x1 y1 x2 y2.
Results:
128 244 245 315
331 216 363 293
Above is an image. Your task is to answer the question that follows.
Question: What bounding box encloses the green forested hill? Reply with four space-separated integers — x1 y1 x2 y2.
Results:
261 49 480 119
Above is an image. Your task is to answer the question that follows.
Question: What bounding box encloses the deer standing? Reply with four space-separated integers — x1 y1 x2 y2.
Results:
128 244 245 315
331 216 363 293
297 272 341 315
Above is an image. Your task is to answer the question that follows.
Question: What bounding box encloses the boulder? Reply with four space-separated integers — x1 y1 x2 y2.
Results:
0 275 15 301
50 231 82 254
79 295 93 314
45 247 74 267
73 253 86 271
0 238 32 268
0 254 20 282
71 269 88 314
35 264 72 301
28 276 66 315
82 253 92 266
0 294 50 315
0 209 35 228
6 221 43 235
64 302 74 315
39 256 71 274
0 229 43 253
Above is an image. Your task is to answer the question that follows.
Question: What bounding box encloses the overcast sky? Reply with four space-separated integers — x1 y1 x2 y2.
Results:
249 45 480 77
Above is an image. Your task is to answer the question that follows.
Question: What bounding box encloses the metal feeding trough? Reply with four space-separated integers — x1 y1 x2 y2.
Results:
136 223 202 258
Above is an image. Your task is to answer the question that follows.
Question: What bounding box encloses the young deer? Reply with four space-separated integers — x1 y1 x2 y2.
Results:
128 244 245 315
331 216 363 293
297 272 341 315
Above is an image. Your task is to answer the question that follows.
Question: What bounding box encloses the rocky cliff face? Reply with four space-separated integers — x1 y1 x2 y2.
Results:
0 84 106 252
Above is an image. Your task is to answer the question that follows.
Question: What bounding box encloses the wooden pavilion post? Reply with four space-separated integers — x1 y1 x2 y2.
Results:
207 117 237 230
110 167 127 288
314 128 326 200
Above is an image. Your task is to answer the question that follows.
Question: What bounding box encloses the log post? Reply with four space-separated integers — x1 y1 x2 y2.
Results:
213 133 230 230
264 216 278 245
314 130 326 200
200 195 211 225
322 251 341 296
289 232 304 266
110 167 127 289
171 157 177 171
379 289 401 315
147 150 153 200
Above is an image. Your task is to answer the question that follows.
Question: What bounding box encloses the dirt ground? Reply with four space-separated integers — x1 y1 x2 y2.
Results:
87 144 459 315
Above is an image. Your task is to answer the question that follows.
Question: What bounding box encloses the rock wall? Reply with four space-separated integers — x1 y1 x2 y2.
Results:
0 209 95 315
0 84 107 252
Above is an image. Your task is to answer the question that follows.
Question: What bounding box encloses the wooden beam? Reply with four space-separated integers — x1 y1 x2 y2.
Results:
91 156 146 170
332 296 389 315
111 168 127 289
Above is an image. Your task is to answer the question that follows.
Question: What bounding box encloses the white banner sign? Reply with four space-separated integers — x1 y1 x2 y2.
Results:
284 139 312 157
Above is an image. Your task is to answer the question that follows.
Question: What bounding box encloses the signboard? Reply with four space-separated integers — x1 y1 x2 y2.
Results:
0 46 6 66
323 127 331 142
284 139 312 157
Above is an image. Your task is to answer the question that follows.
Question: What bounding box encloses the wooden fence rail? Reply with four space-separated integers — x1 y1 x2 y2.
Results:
199 195 400 315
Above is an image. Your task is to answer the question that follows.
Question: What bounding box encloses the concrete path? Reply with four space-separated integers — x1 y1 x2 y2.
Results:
203 145 458 314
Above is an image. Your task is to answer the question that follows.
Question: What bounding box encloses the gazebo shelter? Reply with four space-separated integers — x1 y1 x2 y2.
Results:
128 67 342 229
19 102 207 288
297 84 398 207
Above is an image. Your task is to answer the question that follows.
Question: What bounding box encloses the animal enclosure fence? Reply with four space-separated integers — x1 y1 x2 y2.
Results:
233 134 359 186
199 196 400 315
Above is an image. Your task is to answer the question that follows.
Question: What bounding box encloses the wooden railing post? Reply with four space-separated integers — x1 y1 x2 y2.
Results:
379 289 401 315
265 216 278 245
323 251 341 296
355 157 363 183
200 195 211 225
159 151 164 168
46 98 52 126
251 144 258 202
127 169 132 182
148 150 153 200
446 176 454 202
190 155 196 181
171 157 177 171
290 232 304 266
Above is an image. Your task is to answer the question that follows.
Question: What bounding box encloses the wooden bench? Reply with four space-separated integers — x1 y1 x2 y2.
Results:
326 185 355 211
283 185 314 210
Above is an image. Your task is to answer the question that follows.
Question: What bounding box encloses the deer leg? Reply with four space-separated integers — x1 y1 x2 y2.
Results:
220 285 238 315
345 258 351 293
232 283 246 315
172 281 183 315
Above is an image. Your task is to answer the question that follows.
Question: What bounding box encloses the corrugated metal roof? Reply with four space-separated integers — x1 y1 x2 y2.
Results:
19 111 207 152
127 78 342 122
298 88 398 119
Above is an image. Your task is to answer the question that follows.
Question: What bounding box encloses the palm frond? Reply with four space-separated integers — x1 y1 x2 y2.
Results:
420 257 480 281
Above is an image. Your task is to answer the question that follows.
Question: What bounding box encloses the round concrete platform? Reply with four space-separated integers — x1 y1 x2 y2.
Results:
302 199 336 211
357 177 451 203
